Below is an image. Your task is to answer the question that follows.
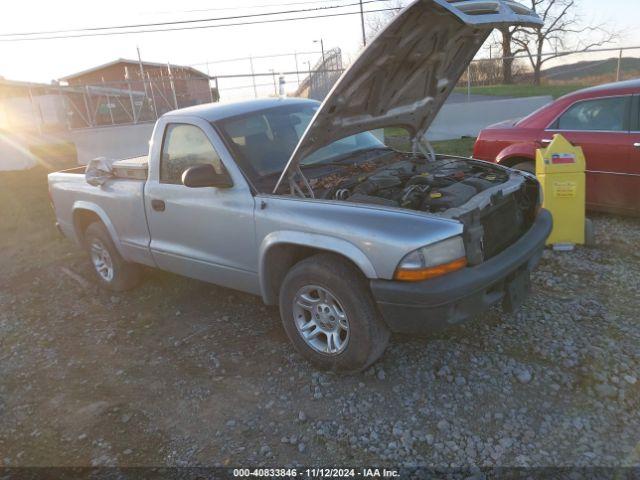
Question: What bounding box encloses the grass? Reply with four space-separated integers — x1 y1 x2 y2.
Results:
384 128 476 157
431 137 476 157
454 84 587 99
0 166 74 277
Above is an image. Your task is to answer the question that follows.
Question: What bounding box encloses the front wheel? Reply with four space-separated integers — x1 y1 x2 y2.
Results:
512 161 535 173
279 253 390 372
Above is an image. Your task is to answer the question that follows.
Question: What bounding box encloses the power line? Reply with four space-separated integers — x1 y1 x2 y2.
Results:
0 0 388 37
0 7 400 42
146 0 366 15
214 68 345 79
189 51 322 67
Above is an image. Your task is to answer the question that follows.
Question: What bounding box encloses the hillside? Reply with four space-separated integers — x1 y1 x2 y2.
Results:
542 57 640 82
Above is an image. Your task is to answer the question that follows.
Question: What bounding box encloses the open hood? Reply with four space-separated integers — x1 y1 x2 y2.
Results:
274 0 541 193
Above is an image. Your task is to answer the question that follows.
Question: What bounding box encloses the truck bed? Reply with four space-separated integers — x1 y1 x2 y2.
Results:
48 169 153 267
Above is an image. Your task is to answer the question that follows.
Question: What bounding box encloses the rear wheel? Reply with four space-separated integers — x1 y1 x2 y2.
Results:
512 160 535 173
84 222 141 291
279 253 390 372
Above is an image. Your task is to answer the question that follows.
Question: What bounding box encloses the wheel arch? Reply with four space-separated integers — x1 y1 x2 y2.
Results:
259 232 378 305
495 143 536 168
72 202 125 256
499 156 535 169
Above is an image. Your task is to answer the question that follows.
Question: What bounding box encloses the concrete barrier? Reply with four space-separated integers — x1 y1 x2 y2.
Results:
68 122 155 165
427 95 552 141
0 132 38 171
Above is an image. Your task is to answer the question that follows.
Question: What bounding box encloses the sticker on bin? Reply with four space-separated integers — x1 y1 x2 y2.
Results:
553 181 577 197
550 153 576 164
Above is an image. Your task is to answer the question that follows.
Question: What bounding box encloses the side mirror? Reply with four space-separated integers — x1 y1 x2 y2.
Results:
182 164 233 188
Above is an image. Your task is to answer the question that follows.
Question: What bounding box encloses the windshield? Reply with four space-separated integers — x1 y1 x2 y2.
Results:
215 103 386 179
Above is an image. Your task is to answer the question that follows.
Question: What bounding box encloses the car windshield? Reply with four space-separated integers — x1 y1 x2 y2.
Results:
215 103 386 179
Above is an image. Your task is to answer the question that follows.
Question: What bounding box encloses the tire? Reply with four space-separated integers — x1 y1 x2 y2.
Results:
584 218 596 247
279 253 390 372
83 222 141 291
512 161 535 173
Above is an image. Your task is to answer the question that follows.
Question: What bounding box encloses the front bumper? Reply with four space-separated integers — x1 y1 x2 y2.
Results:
370 209 553 334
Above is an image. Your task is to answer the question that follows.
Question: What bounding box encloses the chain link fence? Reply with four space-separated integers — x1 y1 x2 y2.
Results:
209 48 344 103
457 46 640 98
0 75 215 132
2 45 639 135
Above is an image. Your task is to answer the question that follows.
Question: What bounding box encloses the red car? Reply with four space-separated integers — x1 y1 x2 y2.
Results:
474 79 640 215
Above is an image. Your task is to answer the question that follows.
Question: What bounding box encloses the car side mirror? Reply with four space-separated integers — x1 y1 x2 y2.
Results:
182 164 233 188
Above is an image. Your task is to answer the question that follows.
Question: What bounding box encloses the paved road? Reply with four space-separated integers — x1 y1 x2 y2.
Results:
446 92 512 104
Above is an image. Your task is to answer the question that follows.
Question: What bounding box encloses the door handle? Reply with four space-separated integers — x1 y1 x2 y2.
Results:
634 143 640 149
540 138 553 145
151 199 166 212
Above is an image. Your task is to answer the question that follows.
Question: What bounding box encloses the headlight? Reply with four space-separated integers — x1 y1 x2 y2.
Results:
394 236 467 281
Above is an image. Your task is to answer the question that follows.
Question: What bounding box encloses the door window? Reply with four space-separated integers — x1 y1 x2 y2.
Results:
554 96 629 132
160 124 224 184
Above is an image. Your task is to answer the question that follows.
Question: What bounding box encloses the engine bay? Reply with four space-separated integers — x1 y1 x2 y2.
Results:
309 153 513 214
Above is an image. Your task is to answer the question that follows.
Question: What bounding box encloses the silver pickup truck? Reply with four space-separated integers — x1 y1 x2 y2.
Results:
48 0 551 371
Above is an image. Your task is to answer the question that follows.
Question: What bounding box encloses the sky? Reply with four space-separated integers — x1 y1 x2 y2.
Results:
1 0 639 100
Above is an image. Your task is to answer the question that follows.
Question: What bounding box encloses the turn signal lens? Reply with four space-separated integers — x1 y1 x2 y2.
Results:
394 257 467 281
394 236 467 281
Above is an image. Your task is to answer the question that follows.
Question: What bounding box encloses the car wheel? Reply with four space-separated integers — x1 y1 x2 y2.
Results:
84 222 141 291
279 253 390 372
512 161 535 173
585 218 596 247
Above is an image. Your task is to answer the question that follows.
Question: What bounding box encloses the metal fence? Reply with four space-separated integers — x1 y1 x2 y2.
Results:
0 75 215 132
458 45 640 98
209 48 344 103
0 49 342 133
3 45 639 134
295 48 344 100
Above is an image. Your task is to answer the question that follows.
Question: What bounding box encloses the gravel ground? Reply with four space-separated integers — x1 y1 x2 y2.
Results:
1 167 640 468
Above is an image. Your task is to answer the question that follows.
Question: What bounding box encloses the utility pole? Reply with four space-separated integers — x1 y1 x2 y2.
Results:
616 49 623 82
359 0 366 47
269 69 277 96
167 62 178 109
249 55 258 99
294 51 301 84
101 76 115 125
314 38 326 65
205 60 214 103
124 66 138 123
136 46 148 96
146 72 158 120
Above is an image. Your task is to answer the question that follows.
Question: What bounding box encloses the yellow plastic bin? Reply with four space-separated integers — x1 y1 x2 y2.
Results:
535 134 590 248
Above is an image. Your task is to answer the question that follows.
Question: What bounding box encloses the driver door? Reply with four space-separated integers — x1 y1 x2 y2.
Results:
145 117 260 295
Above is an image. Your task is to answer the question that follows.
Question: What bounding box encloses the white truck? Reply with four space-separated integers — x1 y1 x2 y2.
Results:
48 0 551 371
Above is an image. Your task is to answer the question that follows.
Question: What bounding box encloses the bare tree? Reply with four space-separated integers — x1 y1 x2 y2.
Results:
511 0 617 85
498 26 527 84
365 0 405 43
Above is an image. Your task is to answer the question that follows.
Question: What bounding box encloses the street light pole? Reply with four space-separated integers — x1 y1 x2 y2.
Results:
294 51 301 84
359 0 366 47
249 55 258 99
314 38 326 65
269 69 277 96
